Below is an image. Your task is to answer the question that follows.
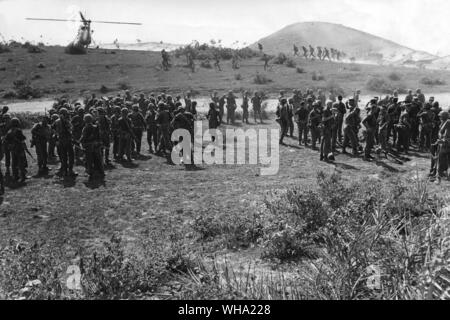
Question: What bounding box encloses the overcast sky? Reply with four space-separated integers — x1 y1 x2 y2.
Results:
1 0 450 56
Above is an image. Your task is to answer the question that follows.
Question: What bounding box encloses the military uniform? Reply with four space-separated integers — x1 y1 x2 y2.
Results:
31 120 51 175
118 111 134 161
295 104 309 146
145 107 158 153
97 114 112 164
4 121 28 182
343 109 360 155
242 95 250 124
54 116 76 176
80 119 104 179
308 107 321 150
129 110 146 155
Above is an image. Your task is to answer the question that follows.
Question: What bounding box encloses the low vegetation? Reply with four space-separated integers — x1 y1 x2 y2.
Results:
366 76 407 94
420 77 446 86
2 172 447 300
253 73 272 84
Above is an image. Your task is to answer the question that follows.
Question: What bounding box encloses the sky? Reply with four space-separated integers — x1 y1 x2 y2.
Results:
1 0 450 56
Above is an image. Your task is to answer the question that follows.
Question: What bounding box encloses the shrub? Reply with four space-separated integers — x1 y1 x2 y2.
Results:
200 60 212 69
99 85 109 93
37 63 45 69
366 76 407 94
253 73 272 85
296 67 306 74
272 52 287 65
285 58 296 68
420 77 446 86
12 78 42 99
388 72 402 81
116 80 131 90
312 71 325 81
260 172 448 300
234 73 242 80
325 80 345 96
0 43 11 54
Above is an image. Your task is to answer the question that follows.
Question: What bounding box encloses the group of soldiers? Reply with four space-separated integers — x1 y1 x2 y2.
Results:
0 90 202 195
1 87 449 195
294 45 346 61
209 91 266 126
274 88 450 182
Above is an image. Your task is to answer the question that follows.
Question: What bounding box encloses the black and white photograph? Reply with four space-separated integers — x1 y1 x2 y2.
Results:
0 0 449 305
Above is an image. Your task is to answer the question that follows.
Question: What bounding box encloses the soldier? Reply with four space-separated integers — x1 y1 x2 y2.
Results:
295 101 309 146
4 118 28 183
342 107 361 156
323 47 331 61
416 88 425 104
214 53 221 71
110 106 121 160
435 111 450 182
218 94 226 124
308 102 322 150
317 90 326 108
0 135 3 195
417 103 434 152
226 91 237 125
184 93 192 114
129 105 146 156
258 43 263 52
377 105 391 154
48 113 59 161
161 49 170 71
210 91 220 109
118 108 135 162
309 45 316 59
431 102 442 144
97 107 112 165
317 46 323 60
155 104 172 155
353 90 361 108
31 116 51 176
55 108 77 177
287 98 295 137
362 105 377 161
334 95 346 143
207 102 221 131
71 108 85 165
302 46 308 59
405 90 414 103
263 54 270 71
242 91 250 124
409 97 421 144
145 104 158 154
293 44 299 56
276 98 290 145
320 101 335 162
0 112 11 176
80 114 105 180
395 110 411 154
251 92 263 124
387 98 401 145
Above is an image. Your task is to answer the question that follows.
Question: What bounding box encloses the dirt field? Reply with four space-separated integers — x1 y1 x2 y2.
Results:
3 45 450 103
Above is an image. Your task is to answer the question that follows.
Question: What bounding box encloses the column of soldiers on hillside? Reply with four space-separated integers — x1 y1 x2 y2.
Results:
274 88 450 183
294 44 346 61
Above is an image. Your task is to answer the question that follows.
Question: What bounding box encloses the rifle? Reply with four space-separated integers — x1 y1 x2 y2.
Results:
23 142 36 162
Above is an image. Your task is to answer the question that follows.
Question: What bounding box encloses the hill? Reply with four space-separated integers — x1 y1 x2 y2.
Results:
251 21 437 65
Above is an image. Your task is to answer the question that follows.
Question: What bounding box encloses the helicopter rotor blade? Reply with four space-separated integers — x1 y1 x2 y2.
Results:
26 18 141 25
89 20 142 25
26 18 78 22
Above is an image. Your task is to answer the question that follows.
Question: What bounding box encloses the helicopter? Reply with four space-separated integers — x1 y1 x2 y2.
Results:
26 12 141 54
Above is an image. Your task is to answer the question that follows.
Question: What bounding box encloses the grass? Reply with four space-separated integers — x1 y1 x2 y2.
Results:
4 44 450 102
